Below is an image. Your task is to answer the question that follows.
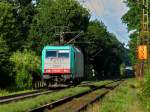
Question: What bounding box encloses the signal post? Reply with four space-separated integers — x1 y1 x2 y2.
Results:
137 0 149 81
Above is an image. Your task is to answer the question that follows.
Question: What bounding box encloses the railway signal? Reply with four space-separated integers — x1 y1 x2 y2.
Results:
138 45 147 60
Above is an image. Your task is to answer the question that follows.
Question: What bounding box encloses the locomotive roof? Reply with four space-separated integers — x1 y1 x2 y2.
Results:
43 45 74 50
42 45 82 54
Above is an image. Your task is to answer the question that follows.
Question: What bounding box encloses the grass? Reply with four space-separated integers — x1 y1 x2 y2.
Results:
0 80 111 112
0 80 112 97
139 94 150 112
0 87 90 112
0 89 34 97
139 68 150 112
143 68 150 96
87 78 145 112
92 80 113 86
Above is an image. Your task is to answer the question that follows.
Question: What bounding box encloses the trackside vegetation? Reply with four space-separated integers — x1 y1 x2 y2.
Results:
10 50 41 89
0 80 112 97
70 79 150 112
98 79 144 112
140 69 150 111
143 69 150 96
139 93 150 111
0 87 89 112
0 80 111 112
0 89 34 97
122 0 150 98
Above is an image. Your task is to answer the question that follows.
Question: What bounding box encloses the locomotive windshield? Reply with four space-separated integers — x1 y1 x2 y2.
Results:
46 51 57 58
58 53 69 58
46 50 69 58
58 50 69 58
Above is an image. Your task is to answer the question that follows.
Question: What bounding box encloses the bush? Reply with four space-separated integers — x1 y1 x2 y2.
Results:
10 50 41 89
143 69 150 96
120 64 126 78
0 37 12 87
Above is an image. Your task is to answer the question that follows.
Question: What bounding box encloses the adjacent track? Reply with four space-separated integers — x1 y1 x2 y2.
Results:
0 86 69 104
29 80 123 112
75 81 122 112
0 89 53 104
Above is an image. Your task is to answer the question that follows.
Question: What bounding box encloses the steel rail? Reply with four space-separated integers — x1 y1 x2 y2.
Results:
75 81 122 112
29 80 122 112
0 89 53 104
0 84 79 104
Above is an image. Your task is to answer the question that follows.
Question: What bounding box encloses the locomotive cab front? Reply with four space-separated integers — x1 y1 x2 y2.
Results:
42 46 84 86
44 50 71 75
42 46 72 85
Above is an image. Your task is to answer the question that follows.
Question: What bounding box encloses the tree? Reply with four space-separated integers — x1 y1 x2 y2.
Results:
28 0 90 54
122 1 141 31
2 0 36 51
0 37 11 87
80 20 125 79
121 0 148 65
0 1 19 87
0 1 36 87
0 1 20 51
122 0 150 96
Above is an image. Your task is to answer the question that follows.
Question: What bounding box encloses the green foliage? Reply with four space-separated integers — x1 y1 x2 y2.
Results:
122 3 141 31
0 36 11 86
0 1 21 51
82 20 125 78
122 0 150 96
0 0 37 88
0 80 110 112
122 1 150 65
0 89 34 97
128 33 138 64
0 86 90 112
122 1 139 65
28 0 90 54
10 50 40 89
1 0 36 51
139 92 150 111
143 69 150 96
100 79 144 112
120 64 126 77
0 37 8 67
0 1 17 87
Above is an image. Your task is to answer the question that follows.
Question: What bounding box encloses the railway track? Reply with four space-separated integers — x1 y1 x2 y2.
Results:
0 89 54 104
75 81 122 112
0 85 69 104
0 82 91 105
29 80 123 112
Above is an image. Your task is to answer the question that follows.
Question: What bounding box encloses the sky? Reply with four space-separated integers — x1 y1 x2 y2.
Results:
79 0 130 45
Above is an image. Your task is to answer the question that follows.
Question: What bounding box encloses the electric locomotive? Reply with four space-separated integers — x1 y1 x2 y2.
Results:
41 45 84 86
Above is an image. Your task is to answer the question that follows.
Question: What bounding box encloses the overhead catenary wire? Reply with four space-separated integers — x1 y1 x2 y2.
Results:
57 0 104 45
66 31 84 44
